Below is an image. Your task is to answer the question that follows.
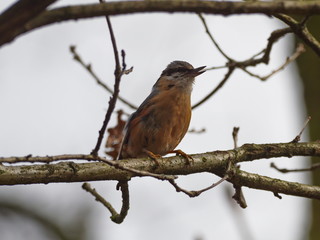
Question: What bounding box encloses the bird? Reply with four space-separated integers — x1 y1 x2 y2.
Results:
117 60 206 161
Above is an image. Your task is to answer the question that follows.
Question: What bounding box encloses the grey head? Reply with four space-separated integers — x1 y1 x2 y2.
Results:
155 61 206 92
161 61 206 79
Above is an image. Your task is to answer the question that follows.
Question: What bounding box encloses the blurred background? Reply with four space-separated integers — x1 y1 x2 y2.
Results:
1 0 318 239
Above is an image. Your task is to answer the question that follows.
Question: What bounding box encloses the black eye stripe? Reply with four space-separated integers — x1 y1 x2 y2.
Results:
162 67 190 76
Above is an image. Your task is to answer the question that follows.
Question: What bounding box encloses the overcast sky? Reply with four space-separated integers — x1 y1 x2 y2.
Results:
0 1 310 240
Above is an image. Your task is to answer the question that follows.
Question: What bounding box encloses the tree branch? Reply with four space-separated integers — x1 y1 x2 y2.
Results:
2 1 320 46
1 142 320 199
70 45 137 110
192 66 235 109
90 14 123 156
274 14 320 57
82 182 129 223
0 0 57 45
192 15 298 109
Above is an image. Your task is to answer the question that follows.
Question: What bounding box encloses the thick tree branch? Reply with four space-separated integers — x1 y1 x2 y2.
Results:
0 0 57 45
231 168 319 200
2 1 320 46
1 142 320 199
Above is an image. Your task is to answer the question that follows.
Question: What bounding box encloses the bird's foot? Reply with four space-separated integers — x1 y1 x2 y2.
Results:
142 149 162 165
169 149 193 165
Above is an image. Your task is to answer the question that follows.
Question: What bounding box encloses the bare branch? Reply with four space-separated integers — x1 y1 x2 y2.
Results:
82 182 129 224
193 18 294 109
232 184 247 208
3 1 320 46
0 0 57 45
230 127 247 208
1 142 320 200
198 13 232 61
238 27 292 67
192 67 235 109
91 14 124 156
242 43 306 81
291 116 311 143
232 127 240 149
169 175 228 198
271 162 320 173
274 14 320 57
69 46 137 110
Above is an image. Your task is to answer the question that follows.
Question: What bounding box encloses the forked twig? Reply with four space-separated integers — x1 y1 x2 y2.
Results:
169 176 228 197
195 14 299 109
86 1 130 224
69 46 137 109
168 159 233 197
242 43 305 81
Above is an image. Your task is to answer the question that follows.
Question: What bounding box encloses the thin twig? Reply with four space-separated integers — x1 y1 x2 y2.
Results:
87 3 131 223
242 43 305 81
169 175 228 198
91 14 124 156
4 1 320 47
291 116 311 143
271 162 320 173
232 127 240 149
192 66 235 109
168 158 233 197
230 127 247 208
205 65 229 70
194 16 292 109
69 46 137 110
273 192 282 199
235 27 292 68
232 184 247 208
198 13 233 61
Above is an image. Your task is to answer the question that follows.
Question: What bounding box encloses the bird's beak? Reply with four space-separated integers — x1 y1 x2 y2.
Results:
189 66 206 77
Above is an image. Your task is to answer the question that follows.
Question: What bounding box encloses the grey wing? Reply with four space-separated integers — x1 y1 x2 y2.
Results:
117 112 135 160
116 89 159 160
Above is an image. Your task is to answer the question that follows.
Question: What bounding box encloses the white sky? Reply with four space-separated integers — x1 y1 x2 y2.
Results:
0 1 311 240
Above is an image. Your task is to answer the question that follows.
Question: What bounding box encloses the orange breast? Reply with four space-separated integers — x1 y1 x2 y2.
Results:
121 87 192 158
